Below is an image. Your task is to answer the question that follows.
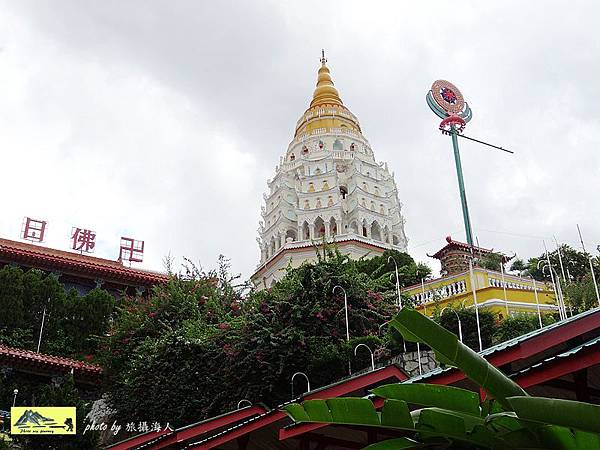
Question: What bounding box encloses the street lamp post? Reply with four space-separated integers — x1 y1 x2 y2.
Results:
354 344 375 371
554 236 568 284
332 285 351 375
541 242 567 320
499 260 510 317
291 372 311 398
36 298 50 353
577 224 600 307
12 389 18 407
440 306 463 342
468 259 483 352
332 286 350 343
388 256 402 309
237 399 252 409
532 278 543 329
539 257 566 320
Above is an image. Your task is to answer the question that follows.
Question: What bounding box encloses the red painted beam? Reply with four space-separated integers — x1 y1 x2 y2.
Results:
196 412 284 449
108 430 172 450
199 366 406 449
516 345 600 389
109 406 266 450
420 310 600 386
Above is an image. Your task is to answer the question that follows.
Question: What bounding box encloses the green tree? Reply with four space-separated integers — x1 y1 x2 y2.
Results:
565 274 600 314
0 266 116 359
510 258 527 276
476 252 505 271
101 249 422 427
492 313 555 343
436 306 495 350
526 245 594 282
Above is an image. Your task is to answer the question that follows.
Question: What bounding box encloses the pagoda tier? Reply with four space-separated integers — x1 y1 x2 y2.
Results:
252 54 408 288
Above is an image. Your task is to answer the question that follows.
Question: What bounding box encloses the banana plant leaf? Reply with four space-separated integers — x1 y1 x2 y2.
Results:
507 396 600 434
390 308 527 410
372 383 480 415
363 437 427 449
284 397 414 429
285 398 508 448
283 311 600 450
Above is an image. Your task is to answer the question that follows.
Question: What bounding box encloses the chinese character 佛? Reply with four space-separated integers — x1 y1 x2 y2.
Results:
119 237 144 263
71 227 96 253
21 217 47 242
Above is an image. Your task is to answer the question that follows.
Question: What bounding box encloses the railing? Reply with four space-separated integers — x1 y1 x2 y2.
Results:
489 278 537 291
411 280 468 305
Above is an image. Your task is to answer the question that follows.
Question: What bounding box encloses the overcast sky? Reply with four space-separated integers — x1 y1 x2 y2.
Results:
1 1 599 280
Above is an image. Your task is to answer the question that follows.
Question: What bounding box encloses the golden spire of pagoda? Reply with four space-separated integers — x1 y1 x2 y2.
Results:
310 49 343 108
293 51 362 137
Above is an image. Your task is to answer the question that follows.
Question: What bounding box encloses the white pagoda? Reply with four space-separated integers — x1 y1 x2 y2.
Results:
252 53 408 289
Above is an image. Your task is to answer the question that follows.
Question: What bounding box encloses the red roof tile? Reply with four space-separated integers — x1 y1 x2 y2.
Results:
429 236 496 259
0 238 168 286
0 344 102 379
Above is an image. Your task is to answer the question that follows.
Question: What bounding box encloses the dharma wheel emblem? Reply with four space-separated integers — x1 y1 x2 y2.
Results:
427 80 472 134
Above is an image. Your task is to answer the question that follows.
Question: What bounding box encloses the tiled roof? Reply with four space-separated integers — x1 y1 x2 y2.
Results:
403 306 600 384
429 236 495 259
0 238 168 286
0 344 102 379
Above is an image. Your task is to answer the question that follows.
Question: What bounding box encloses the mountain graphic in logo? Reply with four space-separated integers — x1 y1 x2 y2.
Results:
15 410 58 429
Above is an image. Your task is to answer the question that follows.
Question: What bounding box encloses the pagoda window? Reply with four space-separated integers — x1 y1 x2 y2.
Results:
318 140 324 150
380 204 385 214
316 198 322 208
322 180 330 190
362 225 368 237
308 182 315 193
374 186 380 196
329 217 337 235
285 229 297 242
370 201 375 210
302 221 310 240
333 139 343 150
304 199 310 209
362 182 368 192
315 167 322 175
350 143 355 151
392 235 400 245
302 145 309 155
371 221 382 241
315 217 325 238
290 153 296 161
350 220 359 234
327 196 334 207
361 198 366 207
340 186 348 199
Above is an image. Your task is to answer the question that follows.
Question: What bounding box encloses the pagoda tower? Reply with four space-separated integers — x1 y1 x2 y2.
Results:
252 53 408 288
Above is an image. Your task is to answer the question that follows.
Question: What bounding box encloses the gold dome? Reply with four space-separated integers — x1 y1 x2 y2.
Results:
294 51 362 137
310 53 343 108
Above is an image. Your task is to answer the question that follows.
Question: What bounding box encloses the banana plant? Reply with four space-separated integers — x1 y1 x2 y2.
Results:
284 308 600 449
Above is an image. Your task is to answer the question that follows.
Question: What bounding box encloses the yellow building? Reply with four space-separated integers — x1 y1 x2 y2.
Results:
404 237 560 319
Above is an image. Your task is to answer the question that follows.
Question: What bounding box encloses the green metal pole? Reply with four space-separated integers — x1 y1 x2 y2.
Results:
450 127 474 246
